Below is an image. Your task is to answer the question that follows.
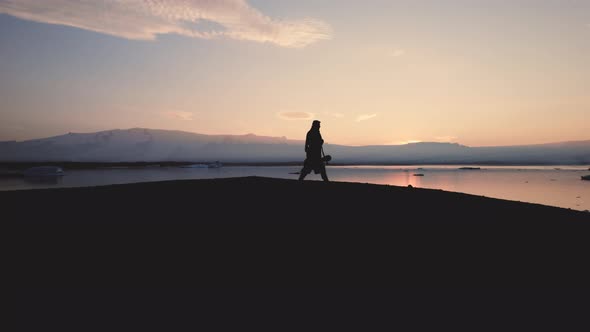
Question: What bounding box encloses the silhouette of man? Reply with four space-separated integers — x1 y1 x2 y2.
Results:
299 120 329 182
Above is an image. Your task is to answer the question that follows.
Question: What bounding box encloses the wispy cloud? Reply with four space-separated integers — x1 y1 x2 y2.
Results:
434 135 457 142
277 111 315 120
355 114 377 122
389 49 405 57
163 110 193 121
328 112 345 118
0 0 331 48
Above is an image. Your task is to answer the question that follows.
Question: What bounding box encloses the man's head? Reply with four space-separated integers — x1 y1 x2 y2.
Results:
312 120 321 129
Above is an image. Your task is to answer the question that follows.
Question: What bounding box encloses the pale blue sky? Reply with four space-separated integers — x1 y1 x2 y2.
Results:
1 0 589 146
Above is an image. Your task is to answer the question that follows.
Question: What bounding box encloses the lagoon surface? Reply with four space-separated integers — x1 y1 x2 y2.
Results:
1 165 589 211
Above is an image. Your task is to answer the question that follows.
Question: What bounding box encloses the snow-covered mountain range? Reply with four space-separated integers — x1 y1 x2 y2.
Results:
1 128 589 164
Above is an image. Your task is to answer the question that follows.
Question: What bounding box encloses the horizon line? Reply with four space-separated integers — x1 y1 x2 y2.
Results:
3 127 589 148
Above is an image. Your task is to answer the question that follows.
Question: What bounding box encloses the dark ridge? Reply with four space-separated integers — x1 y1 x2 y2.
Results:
9 177 589 290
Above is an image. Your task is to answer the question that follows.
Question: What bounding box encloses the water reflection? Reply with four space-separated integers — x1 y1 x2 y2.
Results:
0 165 588 211
23 176 64 185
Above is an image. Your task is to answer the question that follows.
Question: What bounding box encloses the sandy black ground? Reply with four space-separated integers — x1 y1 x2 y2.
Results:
11 177 590 329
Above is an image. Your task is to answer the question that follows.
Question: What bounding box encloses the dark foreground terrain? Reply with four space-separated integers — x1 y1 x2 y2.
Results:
9 176 589 288
12 177 590 329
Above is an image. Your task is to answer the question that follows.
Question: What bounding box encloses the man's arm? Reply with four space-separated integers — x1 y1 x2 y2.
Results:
304 132 310 152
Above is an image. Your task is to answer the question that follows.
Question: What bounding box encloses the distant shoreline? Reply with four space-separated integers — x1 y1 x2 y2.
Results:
1 161 589 170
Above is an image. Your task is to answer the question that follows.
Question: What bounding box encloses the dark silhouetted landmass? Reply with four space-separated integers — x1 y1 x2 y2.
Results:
10 177 589 289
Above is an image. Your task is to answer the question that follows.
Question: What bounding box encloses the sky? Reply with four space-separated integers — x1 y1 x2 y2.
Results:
0 0 589 146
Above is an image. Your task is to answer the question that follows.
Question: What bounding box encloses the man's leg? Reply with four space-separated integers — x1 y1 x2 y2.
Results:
299 165 311 181
320 165 329 182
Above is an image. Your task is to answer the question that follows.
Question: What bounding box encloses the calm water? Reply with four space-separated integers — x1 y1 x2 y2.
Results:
1 165 589 211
